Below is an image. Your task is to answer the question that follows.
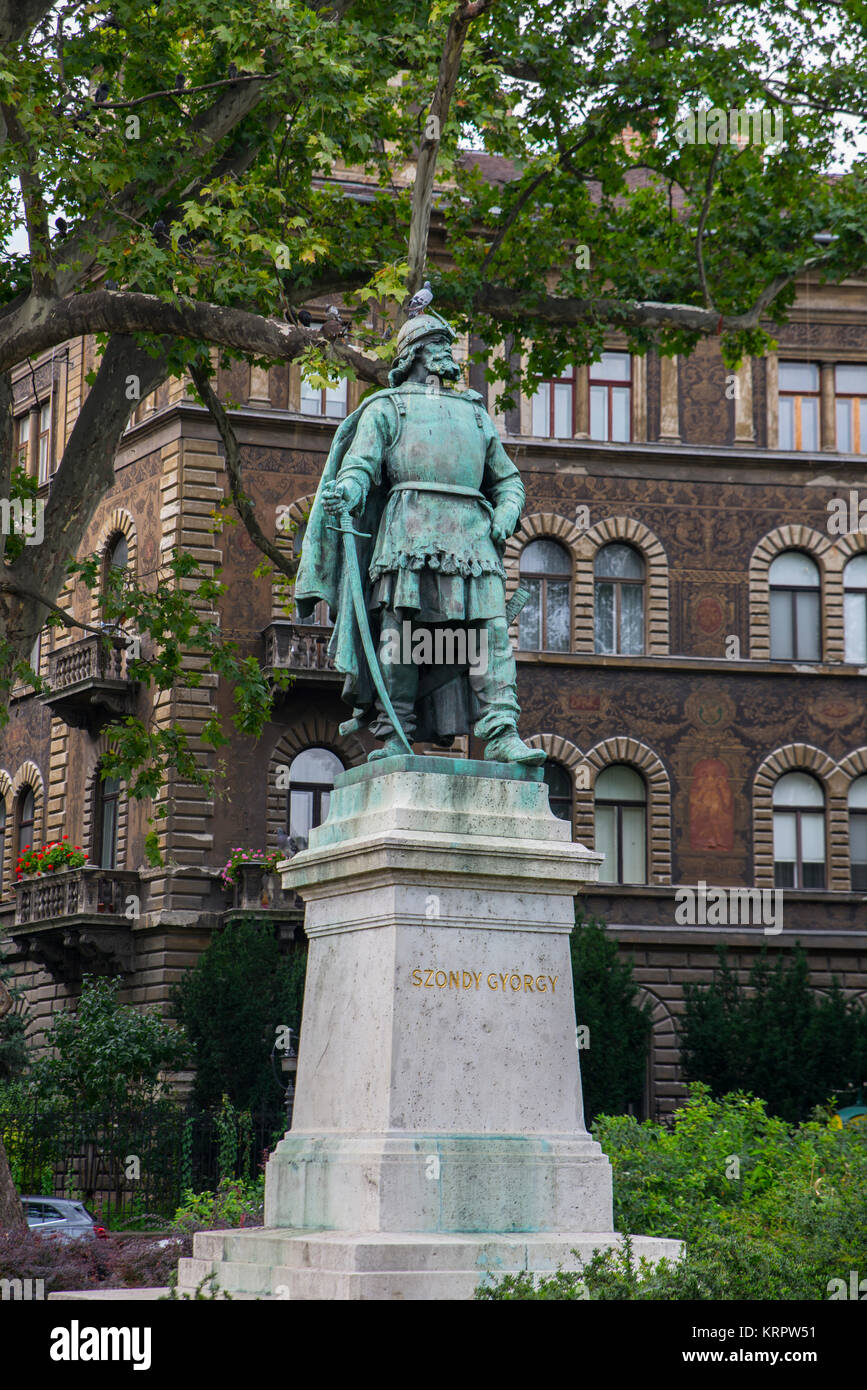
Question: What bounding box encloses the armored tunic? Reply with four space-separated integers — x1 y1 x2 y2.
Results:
335 383 524 622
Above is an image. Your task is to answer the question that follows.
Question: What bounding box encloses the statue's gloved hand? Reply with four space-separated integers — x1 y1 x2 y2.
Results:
322 478 364 516
490 504 520 544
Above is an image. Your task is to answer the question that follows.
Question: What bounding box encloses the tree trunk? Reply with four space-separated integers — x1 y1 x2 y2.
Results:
0 1132 26 1232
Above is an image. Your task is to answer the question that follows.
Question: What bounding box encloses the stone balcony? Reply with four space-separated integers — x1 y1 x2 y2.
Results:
10 867 140 979
261 620 340 686
222 858 301 939
41 631 137 733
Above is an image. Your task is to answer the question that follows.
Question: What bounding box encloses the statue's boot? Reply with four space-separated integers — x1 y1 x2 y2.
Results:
368 735 409 761
483 728 546 765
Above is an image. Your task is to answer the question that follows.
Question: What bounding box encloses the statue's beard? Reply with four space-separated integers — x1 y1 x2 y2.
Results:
422 350 461 382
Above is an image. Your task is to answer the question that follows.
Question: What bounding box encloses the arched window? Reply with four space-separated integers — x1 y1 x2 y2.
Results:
95 771 120 869
773 772 825 889
544 762 572 824
595 543 645 655
844 554 867 664
594 765 646 884
769 551 820 661
16 787 35 858
104 533 128 580
518 540 571 652
287 747 343 852
848 776 867 891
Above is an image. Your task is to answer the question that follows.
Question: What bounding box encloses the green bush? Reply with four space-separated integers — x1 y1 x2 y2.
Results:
29 975 188 1112
170 1177 265 1233
476 1086 867 1300
571 908 651 1123
680 944 867 1122
172 921 306 1112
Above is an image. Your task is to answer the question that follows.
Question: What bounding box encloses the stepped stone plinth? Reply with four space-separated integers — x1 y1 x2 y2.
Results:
177 757 680 1299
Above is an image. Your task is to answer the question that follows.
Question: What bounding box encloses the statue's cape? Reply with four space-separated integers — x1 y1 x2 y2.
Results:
293 385 487 718
293 388 396 708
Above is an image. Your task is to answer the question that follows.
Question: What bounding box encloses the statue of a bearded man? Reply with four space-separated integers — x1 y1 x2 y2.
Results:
294 309 545 767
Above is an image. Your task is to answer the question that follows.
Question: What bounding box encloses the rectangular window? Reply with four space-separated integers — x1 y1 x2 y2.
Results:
845 591 867 664
851 815 867 890
37 400 51 484
15 414 30 468
300 377 347 419
595 804 617 883
589 352 632 442
778 362 819 450
529 369 574 438
835 364 867 454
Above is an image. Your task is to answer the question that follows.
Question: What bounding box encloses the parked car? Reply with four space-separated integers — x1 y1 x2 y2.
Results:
22 1197 107 1241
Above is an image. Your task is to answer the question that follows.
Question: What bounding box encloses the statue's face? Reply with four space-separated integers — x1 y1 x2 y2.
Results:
418 336 461 382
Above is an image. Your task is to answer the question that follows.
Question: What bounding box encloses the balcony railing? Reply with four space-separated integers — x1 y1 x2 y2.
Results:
262 620 339 680
41 632 136 731
48 632 128 689
11 867 140 980
15 866 140 926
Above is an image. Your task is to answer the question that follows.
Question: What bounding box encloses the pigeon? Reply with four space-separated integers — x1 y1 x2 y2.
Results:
297 309 312 327
54 216 68 236
227 62 238 81
320 305 347 340
175 73 186 91
93 81 110 105
406 279 433 318
152 218 169 241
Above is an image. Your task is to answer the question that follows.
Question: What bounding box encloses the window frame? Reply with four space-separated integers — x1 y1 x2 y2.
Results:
16 786 35 858
518 540 573 652
843 557 867 664
772 776 826 890
95 771 121 870
594 765 648 885
768 551 822 663
834 365 867 454
285 747 344 851
594 543 646 655
589 352 632 443
530 365 575 439
778 361 820 451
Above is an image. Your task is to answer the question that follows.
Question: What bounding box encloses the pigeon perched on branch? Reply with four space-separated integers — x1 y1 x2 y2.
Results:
297 310 313 327
406 280 433 317
320 306 347 341
54 216 68 236
93 81 110 105
175 74 186 91
227 62 238 81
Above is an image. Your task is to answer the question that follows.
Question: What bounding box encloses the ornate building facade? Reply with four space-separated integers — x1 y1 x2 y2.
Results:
3 268 867 1118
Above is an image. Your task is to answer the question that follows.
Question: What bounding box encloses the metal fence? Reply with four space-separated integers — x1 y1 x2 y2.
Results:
1 1099 287 1225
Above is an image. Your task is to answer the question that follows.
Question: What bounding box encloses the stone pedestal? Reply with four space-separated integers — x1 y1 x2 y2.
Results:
178 757 680 1298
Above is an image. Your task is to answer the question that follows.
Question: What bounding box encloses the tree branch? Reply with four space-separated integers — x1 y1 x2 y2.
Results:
189 361 298 584
0 289 391 385
405 0 497 301
0 101 53 295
